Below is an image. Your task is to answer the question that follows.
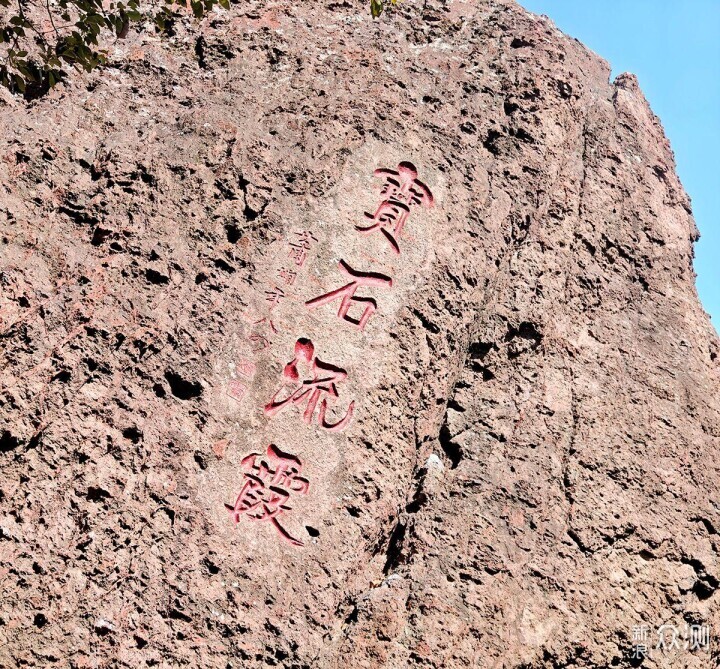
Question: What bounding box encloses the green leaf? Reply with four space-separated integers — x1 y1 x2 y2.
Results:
371 0 383 18
191 1 204 18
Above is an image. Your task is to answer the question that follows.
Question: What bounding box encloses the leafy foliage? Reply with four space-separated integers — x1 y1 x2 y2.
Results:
0 0 395 99
371 0 399 19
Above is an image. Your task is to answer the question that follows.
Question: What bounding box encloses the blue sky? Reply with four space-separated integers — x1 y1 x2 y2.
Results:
518 0 720 326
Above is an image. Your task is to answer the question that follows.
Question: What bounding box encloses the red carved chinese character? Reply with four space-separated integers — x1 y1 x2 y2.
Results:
227 379 247 402
356 199 410 254
225 444 309 546
249 335 268 352
253 317 279 333
265 286 285 309
278 268 297 286
356 161 434 254
265 338 355 432
249 317 279 351
305 260 392 330
288 230 318 268
289 247 307 267
374 161 434 207
236 357 256 379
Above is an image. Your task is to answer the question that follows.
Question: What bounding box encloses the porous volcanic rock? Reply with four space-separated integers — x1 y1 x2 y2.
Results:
1 1 718 667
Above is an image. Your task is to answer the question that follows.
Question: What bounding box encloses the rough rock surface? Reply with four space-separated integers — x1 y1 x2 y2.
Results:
1 0 719 667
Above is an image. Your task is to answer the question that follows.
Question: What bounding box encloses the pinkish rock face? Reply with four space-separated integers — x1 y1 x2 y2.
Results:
0 1 718 667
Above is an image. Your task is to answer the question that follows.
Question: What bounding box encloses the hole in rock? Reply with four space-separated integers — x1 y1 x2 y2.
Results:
164 371 203 400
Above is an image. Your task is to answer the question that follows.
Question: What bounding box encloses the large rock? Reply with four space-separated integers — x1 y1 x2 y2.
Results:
1 0 718 667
